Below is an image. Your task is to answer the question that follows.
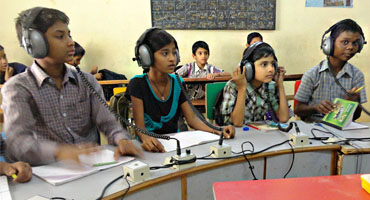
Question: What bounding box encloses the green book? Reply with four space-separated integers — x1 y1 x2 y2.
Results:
321 98 358 130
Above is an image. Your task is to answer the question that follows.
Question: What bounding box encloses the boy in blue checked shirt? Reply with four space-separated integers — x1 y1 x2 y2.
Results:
294 19 367 122
1 7 141 166
176 41 230 100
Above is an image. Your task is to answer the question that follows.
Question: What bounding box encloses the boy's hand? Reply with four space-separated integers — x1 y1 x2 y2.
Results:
218 125 235 139
316 100 336 114
4 66 14 81
55 143 101 163
274 66 286 86
232 66 247 90
139 134 165 152
345 87 361 102
114 139 143 160
3 161 32 183
206 73 216 80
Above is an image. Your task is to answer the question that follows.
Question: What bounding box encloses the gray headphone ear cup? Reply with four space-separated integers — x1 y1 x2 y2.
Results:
244 62 254 82
28 29 49 58
273 62 278 75
358 35 364 53
321 37 333 56
138 44 153 69
176 49 180 65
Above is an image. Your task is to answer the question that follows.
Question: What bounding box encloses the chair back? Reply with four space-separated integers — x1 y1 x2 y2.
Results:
294 80 302 109
205 82 227 120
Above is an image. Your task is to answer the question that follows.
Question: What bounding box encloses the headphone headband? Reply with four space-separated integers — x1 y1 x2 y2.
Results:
133 27 180 70
22 7 44 35
241 42 273 64
240 42 277 82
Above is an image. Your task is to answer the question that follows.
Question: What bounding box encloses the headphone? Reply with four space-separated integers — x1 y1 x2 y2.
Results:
21 7 49 59
321 19 366 56
240 42 278 82
133 27 180 70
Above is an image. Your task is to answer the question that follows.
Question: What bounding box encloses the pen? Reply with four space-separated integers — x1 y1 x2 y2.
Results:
11 174 17 179
93 161 117 167
355 86 365 93
247 124 260 130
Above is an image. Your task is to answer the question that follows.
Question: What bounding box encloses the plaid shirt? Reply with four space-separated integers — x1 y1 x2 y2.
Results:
295 59 367 117
176 62 224 99
1 62 130 165
0 133 4 161
220 80 279 125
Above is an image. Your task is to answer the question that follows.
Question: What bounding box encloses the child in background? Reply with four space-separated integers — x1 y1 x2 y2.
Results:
294 19 367 122
0 45 27 84
176 41 230 100
245 32 263 48
67 42 127 99
127 28 235 152
2 7 141 166
220 42 289 126
242 32 263 57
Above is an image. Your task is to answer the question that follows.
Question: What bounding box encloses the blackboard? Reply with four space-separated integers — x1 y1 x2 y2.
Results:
151 0 276 30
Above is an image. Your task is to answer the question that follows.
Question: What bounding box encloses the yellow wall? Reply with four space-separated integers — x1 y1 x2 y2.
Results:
1 0 369 121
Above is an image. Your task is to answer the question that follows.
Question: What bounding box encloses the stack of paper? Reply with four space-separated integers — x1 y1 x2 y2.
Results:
158 130 220 152
32 149 134 185
0 176 12 200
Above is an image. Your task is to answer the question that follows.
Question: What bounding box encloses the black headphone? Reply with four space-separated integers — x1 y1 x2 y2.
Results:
240 42 278 82
321 19 366 56
133 27 180 70
21 7 49 59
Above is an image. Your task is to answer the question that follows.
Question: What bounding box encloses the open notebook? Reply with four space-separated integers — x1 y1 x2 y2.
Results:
158 130 220 152
32 149 134 186
0 176 12 200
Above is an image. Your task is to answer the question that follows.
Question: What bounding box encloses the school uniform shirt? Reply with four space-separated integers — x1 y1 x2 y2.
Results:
220 81 279 125
176 62 224 99
295 59 367 120
126 74 186 134
1 61 130 165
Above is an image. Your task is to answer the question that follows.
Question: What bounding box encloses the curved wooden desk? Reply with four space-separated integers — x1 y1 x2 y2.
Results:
10 121 342 200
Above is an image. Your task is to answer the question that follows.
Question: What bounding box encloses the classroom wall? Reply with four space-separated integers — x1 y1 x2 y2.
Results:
1 0 369 121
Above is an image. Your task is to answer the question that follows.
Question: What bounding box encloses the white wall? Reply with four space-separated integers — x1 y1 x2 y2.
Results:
1 0 369 121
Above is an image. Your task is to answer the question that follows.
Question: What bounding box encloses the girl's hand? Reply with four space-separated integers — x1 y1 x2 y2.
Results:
274 66 286 86
140 134 165 152
232 66 247 90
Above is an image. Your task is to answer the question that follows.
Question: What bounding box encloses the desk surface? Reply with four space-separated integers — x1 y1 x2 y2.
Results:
213 174 369 200
9 121 348 200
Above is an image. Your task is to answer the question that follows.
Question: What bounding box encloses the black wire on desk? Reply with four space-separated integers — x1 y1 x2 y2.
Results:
241 141 258 180
197 152 214 159
283 142 295 178
197 140 291 160
150 163 174 170
96 175 124 200
121 175 131 200
232 141 255 154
